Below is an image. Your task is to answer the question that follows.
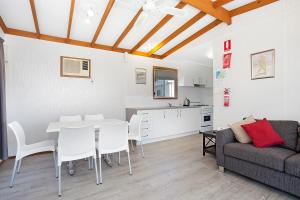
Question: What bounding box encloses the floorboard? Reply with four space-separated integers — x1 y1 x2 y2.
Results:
0 134 297 200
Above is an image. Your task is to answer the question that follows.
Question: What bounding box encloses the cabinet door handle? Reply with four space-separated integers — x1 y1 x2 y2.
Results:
142 113 149 115
142 128 149 130
164 111 166 119
142 120 149 123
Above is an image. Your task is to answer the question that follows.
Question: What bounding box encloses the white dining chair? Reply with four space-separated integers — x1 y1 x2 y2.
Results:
84 114 104 121
8 121 56 188
84 114 104 168
59 115 82 123
57 125 99 196
97 122 132 184
128 114 144 157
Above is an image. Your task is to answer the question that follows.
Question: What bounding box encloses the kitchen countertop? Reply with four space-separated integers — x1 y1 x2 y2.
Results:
126 105 212 111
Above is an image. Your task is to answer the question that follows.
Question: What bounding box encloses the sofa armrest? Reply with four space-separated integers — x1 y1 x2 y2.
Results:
216 128 235 167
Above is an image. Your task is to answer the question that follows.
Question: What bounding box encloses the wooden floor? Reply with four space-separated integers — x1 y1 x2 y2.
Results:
0 134 297 200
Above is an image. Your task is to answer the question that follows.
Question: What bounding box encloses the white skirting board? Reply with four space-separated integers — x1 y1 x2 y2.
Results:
139 131 199 145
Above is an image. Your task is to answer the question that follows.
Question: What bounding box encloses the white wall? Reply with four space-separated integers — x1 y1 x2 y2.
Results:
4 35 212 156
191 0 300 128
0 28 4 39
283 1 300 123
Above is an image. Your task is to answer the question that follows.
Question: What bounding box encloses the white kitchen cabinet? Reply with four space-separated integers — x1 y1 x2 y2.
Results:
128 107 201 143
178 66 213 88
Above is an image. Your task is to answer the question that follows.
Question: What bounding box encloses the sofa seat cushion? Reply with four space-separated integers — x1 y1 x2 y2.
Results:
224 143 296 171
285 154 300 178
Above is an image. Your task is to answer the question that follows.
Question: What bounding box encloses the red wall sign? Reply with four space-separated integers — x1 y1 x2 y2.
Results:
224 40 231 52
223 53 232 69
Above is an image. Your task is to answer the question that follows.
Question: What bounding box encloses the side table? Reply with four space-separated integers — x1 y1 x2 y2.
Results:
201 131 217 156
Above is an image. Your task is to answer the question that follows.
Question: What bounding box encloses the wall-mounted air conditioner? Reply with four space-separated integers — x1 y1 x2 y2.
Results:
60 56 91 78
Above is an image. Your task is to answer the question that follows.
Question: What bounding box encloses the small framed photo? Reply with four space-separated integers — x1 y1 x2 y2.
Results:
251 49 275 80
135 68 147 84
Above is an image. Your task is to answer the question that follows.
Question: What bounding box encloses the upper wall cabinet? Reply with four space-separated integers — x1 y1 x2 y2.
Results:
178 66 213 88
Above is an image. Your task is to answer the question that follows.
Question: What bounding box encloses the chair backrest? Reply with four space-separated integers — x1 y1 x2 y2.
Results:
98 122 129 154
84 114 104 121
59 115 82 123
129 114 143 137
58 125 95 163
8 121 26 149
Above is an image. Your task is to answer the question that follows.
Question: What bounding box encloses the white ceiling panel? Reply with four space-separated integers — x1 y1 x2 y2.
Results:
0 0 35 32
96 1 140 46
155 15 215 55
138 5 199 52
118 0 179 50
223 0 253 11
35 0 70 37
71 0 109 42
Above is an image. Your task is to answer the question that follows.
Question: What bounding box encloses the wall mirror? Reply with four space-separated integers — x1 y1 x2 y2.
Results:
153 66 178 99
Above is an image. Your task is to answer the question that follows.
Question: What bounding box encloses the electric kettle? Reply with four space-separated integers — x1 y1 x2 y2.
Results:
183 98 190 106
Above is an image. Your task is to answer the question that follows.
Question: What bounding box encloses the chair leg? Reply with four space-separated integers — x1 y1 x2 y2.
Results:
118 152 121 165
17 159 22 174
99 155 102 184
130 140 134 152
53 151 58 178
140 140 144 158
58 165 62 197
88 157 91 170
93 157 99 185
127 151 132 175
91 157 94 169
9 159 18 188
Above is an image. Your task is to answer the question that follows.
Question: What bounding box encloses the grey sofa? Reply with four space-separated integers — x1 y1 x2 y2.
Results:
216 120 300 197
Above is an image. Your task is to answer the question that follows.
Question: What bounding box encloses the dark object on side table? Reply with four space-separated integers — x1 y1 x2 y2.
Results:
202 131 217 156
216 120 300 197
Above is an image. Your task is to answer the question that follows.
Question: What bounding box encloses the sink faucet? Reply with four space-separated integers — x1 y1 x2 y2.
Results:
168 103 172 107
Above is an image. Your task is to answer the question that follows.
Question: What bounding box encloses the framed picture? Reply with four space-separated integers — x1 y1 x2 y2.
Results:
60 56 91 78
135 68 147 84
251 49 275 80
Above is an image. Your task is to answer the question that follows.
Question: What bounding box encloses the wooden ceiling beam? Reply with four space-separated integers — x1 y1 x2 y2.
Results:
113 8 143 49
160 0 279 59
230 0 279 17
5 28 161 59
29 0 40 35
147 0 233 56
91 0 115 45
160 20 222 59
0 16 7 33
181 0 231 24
130 2 186 54
67 0 76 39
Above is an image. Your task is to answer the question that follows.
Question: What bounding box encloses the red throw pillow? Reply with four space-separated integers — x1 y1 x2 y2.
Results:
241 118 285 147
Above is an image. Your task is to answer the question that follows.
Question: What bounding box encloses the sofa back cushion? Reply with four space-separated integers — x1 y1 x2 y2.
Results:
268 120 299 151
297 128 300 152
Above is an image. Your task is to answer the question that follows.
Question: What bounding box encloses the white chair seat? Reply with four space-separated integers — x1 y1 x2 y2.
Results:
8 121 57 188
57 125 99 196
18 140 56 159
97 122 132 184
128 115 144 157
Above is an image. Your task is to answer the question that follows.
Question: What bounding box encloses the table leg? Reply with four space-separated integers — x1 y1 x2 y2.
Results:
203 135 205 156
67 161 75 175
103 154 113 167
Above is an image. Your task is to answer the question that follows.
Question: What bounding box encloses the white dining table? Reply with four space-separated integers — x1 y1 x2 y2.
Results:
46 119 124 133
46 119 125 175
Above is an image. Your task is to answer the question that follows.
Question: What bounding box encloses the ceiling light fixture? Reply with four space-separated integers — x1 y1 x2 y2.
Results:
80 3 96 24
